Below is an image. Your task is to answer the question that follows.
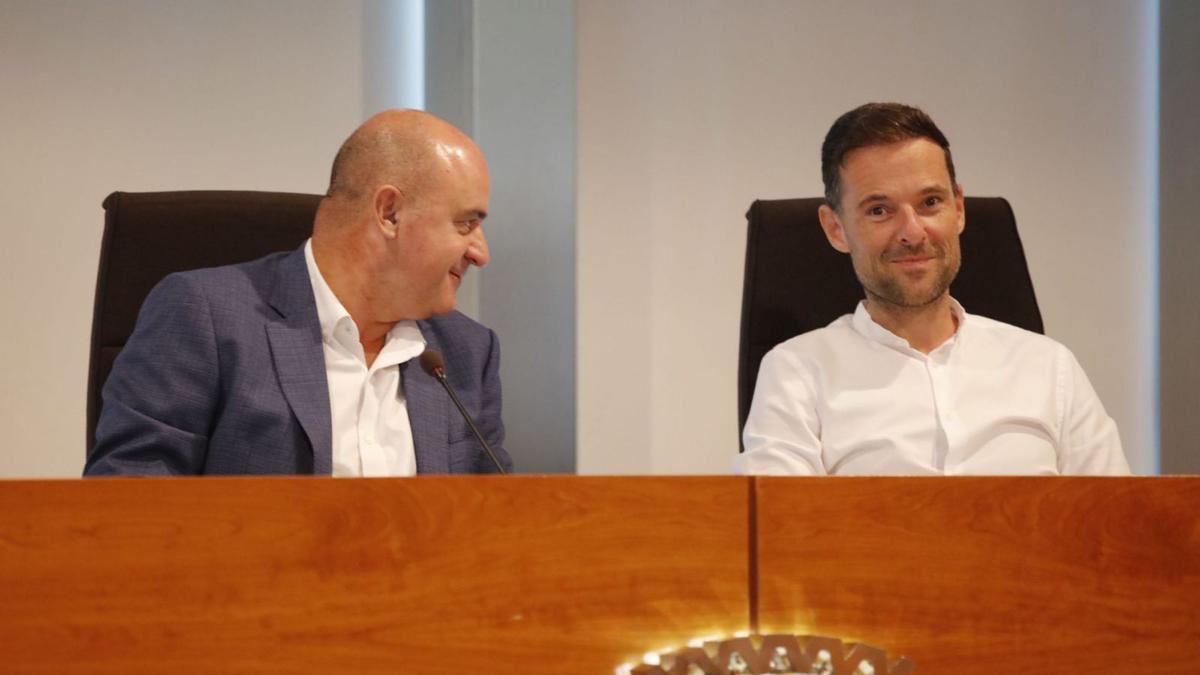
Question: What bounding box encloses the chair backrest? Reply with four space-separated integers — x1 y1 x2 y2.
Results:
738 196 1044 443
87 190 322 455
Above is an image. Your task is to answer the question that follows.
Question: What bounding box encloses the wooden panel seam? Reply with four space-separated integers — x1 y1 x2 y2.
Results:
749 476 759 634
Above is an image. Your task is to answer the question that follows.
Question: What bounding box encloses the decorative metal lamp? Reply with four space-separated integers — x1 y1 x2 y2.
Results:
626 633 915 675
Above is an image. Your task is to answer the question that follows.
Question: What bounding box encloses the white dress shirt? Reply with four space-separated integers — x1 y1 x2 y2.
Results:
305 240 425 477
737 299 1130 476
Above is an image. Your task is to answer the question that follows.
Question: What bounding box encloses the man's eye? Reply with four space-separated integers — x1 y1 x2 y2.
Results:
924 196 942 207
454 219 479 234
866 205 887 217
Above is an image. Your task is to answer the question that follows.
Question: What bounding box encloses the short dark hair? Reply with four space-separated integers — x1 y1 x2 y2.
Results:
821 102 957 212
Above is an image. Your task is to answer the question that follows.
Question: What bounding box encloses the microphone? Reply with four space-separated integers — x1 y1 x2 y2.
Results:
418 349 508 474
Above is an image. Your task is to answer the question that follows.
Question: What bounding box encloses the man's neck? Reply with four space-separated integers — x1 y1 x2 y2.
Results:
312 237 392 366
863 293 959 354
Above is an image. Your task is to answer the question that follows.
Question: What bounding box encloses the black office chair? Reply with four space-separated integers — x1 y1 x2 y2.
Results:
737 196 1044 443
86 190 322 456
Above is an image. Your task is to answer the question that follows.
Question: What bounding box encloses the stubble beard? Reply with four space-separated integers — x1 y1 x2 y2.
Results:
857 242 961 310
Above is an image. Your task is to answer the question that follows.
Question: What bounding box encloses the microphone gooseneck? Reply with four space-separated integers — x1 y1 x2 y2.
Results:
418 349 507 474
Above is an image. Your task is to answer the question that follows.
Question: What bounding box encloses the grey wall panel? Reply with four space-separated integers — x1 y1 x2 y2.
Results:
474 1 577 473
1160 0 1200 474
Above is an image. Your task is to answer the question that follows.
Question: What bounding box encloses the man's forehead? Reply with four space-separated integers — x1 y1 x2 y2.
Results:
839 138 953 198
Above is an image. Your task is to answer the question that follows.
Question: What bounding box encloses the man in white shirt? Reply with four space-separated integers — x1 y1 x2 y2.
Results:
737 102 1129 476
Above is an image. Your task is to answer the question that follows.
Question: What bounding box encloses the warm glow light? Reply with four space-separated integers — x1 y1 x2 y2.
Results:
627 631 915 674
686 634 721 647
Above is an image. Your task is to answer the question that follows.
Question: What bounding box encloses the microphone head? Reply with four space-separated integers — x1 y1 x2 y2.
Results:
419 349 446 377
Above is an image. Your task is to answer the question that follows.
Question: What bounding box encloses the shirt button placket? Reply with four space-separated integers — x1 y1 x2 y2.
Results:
926 358 952 471
359 374 380 476
934 354 961 471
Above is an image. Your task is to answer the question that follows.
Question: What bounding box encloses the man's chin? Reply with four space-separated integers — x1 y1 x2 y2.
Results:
864 266 957 307
865 281 949 309
400 302 456 322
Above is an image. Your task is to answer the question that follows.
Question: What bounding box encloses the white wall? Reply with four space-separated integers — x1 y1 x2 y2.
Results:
577 1 1158 474
0 1 363 477
0 1 1163 478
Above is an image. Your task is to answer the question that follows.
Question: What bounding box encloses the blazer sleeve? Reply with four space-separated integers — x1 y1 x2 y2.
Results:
85 273 219 476
475 327 512 473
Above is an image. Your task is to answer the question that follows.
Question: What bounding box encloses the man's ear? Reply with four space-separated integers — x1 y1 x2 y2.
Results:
817 203 851 253
954 183 966 235
373 185 403 237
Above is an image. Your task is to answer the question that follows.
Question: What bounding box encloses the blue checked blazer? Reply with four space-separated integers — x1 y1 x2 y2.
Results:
86 246 510 475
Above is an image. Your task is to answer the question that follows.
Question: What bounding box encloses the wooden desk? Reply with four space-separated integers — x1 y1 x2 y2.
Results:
755 477 1200 675
4 476 1196 674
0 476 750 674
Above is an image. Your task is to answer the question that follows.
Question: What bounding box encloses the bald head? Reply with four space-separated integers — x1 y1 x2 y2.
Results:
311 109 491 328
325 109 483 208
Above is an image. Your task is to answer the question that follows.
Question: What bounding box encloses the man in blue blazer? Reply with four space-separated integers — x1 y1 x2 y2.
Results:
86 110 511 476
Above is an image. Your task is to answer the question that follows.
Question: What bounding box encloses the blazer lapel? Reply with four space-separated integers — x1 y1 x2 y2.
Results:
405 324 450 474
266 249 333 475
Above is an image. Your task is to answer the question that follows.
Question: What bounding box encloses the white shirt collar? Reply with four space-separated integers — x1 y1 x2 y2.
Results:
850 295 968 357
305 239 351 342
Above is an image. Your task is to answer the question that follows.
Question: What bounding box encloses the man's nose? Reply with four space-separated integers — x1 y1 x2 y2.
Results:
896 205 926 245
465 228 490 267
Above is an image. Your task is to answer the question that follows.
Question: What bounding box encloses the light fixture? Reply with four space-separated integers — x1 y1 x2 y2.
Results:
623 633 915 674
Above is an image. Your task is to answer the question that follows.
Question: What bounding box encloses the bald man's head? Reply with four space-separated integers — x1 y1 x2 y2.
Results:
311 109 491 324
325 109 481 208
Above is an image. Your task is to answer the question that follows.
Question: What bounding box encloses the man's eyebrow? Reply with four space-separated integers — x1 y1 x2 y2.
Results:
855 193 889 209
458 209 487 221
919 185 950 196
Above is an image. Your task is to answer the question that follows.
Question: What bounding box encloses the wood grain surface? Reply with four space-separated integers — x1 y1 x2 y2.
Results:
754 477 1200 675
0 476 751 674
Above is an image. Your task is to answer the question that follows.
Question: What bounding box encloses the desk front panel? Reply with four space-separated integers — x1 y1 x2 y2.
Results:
0 475 751 674
755 476 1200 675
